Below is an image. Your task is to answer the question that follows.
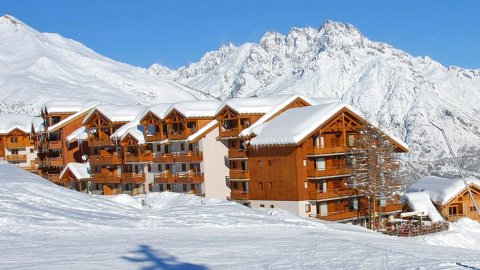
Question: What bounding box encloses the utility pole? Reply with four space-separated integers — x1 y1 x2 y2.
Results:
430 122 480 217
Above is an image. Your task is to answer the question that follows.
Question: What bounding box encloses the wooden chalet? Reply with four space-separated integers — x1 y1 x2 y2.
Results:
142 101 230 198
59 162 90 192
37 101 96 185
244 102 408 223
406 176 480 222
214 95 315 203
83 104 148 195
0 113 41 172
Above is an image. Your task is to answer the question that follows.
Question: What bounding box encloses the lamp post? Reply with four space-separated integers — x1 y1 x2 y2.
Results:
430 122 480 217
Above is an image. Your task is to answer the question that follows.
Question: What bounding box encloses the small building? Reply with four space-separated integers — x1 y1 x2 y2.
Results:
406 176 480 222
59 162 90 192
0 113 42 171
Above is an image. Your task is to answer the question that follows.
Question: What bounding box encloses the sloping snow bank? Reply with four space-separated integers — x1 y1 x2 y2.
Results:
421 218 480 251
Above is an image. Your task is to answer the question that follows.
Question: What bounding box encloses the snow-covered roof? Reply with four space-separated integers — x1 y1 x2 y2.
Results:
66 126 88 143
48 103 98 132
186 120 218 142
110 121 145 144
402 192 444 222
165 100 222 118
216 94 313 116
239 94 316 137
145 103 173 120
60 162 90 180
84 104 148 124
44 100 98 114
407 176 480 205
249 102 362 146
0 113 42 134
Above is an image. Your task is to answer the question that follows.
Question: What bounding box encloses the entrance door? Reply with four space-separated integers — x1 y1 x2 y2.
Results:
319 202 328 216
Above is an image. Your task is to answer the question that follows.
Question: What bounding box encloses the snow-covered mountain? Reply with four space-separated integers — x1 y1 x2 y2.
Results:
149 21 480 177
0 15 210 115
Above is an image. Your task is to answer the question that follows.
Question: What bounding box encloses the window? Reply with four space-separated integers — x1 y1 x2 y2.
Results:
240 118 250 128
347 134 356 147
147 125 156 135
470 207 477 212
183 184 188 192
270 205 274 208
305 204 311 212
258 160 263 168
157 144 161 151
232 181 239 189
316 157 326 171
180 143 185 151
268 160 272 166
166 184 171 190
159 184 164 191
268 182 272 189
449 206 458 216
304 181 308 189
11 149 18 155
181 163 187 172
11 137 17 143
259 182 264 190
259 204 265 208
303 160 307 166
30 148 34 153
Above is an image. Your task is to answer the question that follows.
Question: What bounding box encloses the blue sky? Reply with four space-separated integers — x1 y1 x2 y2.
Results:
2 1 479 69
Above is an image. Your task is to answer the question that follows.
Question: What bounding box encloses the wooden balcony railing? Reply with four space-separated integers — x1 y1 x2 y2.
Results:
47 157 63 167
152 151 203 163
89 154 122 165
120 173 145 184
230 190 250 200
314 210 368 222
88 137 114 147
125 153 152 163
308 188 357 200
153 171 204 184
6 154 27 162
91 173 122 184
145 133 165 142
229 170 249 180
307 167 352 179
44 173 61 183
168 129 195 140
5 141 29 149
48 140 63 150
306 144 350 156
220 128 240 138
228 149 247 159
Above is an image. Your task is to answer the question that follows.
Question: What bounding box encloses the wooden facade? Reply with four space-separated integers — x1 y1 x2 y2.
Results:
437 184 480 222
234 107 406 223
1 128 36 171
37 109 89 185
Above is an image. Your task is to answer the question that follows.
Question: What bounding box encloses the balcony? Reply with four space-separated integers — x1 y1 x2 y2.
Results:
120 173 145 184
306 144 350 156
44 173 61 183
315 210 367 222
145 133 165 142
379 203 402 214
220 128 240 138
154 171 204 184
230 190 250 200
229 170 249 180
168 128 196 141
5 141 28 149
307 167 352 179
125 153 152 163
91 173 121 184
228 149 247 159
48 140 63 150
88 137 114 147
308 188 357 201
47 157 63 167
152 151 203 163
89 154 122 165
6 154 27 162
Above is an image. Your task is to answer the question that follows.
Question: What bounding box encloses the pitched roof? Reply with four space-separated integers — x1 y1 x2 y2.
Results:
110 120 145 144
48 103 99 132
165 100 222 118
402 192 444 222
145 103 173 120
60 162 90 180
0 113 42 134
66 126 88 143
216 94 315 116
44 100 98 114
407 176 480 205
84 104 149 124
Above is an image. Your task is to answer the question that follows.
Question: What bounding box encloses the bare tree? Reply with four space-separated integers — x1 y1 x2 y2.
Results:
349 122 402 230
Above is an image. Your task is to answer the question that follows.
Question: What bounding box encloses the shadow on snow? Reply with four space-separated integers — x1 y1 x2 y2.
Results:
122 244 209 270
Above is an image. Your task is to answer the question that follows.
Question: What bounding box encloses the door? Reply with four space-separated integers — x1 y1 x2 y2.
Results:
319 202 328 216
